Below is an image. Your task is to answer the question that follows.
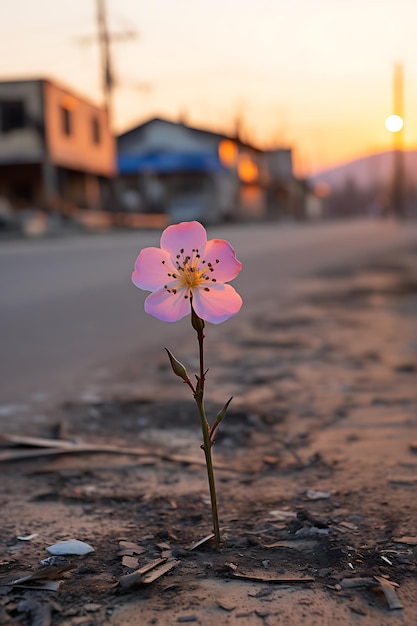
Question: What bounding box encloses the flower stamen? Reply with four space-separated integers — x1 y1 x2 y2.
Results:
167 247 214 297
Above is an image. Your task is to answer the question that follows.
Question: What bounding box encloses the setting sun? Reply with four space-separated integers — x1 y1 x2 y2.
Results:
385 114 404 133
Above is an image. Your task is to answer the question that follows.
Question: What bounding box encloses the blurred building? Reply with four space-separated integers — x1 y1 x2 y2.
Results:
116 117 296 223
263 149 299 219
0 79 115 218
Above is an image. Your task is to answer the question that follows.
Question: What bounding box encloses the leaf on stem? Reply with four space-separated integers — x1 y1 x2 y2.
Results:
210 397 233 442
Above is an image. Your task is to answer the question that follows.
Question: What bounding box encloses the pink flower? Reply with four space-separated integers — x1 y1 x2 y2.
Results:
132 221 242 324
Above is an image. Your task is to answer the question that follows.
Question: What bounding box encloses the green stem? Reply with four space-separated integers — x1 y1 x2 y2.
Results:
192 304 221 549
196 397 221 549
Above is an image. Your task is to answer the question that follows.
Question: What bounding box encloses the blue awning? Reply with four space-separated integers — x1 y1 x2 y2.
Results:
118 152 226 175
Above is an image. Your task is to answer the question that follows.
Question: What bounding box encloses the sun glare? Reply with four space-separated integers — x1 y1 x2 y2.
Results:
385 114 404 133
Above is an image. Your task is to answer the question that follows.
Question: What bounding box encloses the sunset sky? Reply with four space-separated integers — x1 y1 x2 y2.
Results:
1 0 416 176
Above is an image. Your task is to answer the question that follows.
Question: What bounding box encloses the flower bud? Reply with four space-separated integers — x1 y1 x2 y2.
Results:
165 348 190 383
191 305 205 334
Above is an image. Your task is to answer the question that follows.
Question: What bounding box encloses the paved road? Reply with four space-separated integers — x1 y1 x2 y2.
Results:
1 218 416 407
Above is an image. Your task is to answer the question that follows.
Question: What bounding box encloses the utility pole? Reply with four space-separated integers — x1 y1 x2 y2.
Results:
392 62 405 218
77 2 147 130
77 0 137 130
97 0 113 127
76 1 142 211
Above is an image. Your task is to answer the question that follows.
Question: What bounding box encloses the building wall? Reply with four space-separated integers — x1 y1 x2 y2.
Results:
43 80 115 177
0 80 45 164
264 149 293 180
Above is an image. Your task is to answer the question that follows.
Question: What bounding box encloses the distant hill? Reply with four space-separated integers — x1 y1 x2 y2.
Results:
312 150 417 191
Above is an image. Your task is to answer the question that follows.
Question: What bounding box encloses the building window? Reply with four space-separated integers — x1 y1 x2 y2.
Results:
92 116 101 144
0 101 25 132
60 106 72 136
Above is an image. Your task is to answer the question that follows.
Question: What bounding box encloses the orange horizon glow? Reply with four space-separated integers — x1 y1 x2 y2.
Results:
1 1 417 178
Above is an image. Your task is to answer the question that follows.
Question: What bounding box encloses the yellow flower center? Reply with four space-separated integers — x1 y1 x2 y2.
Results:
177 261 207 291
162 247 219 298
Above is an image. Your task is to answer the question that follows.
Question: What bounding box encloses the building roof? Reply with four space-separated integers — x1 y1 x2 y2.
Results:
0 77 104 112
117 116 262 153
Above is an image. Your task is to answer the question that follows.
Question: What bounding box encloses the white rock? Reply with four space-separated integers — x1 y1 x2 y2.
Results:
46 539 95 556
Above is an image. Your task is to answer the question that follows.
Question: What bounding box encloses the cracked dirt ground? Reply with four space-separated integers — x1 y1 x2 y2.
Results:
1 245 417 625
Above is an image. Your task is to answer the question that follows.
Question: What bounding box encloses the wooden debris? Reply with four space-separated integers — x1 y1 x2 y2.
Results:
392 536 417 546
121 556 139 569
6 580 63 592
118 540 146 556
0 433 241 471
265 509 296 522
374 577 404 611
339 577 375 589
0 559 75 589
337 521 358 531
188 533 215 551
232 570 314 584
84 603 102 613
118 557 166 589
16 533 39 541
339 577 403 611
0 433 79 449
0 433 181 464
225 562 238 572
333 521 359 535
142 560 178 584
118 557 178 589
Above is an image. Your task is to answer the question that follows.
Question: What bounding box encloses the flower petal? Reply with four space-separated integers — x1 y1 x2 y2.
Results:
192 283 242 324
132 247 175 291
144 286 191 322
160 221 207 259
203 239 242 282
